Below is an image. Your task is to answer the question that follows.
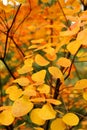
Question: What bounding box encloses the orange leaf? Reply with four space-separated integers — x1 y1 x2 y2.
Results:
57 57 71 67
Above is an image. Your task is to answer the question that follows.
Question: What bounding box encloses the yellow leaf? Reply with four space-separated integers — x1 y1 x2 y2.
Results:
31 70 46 84
62 113 79 126
17 65 33 74
50 118 66 130
37 84 50 94
30 108 45 125
83 92 87 101
74 79 87 90
35 54 49 66
30 97 45 103
13 77 30 86
31 39 44 43
57 57 71 67
6 86 22 101
45 53 57 61
46 99 62 105
34 127 44 130
48 66 64 82
77 28 87 46
23 85 36 97
12 96 33 117
0 107 14 126
60 23 80 36
67 40 82 55
18 58 33 74
38 103 56 120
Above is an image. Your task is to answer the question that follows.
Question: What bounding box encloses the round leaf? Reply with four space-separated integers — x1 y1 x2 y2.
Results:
0 107 14 126
50 118 66 130
57 57 71 67
38 103 56 120
30 108 45 125
31 70 46 84
12 97 33 117
35 54 49 66
74 79 87 90
62 113 79 126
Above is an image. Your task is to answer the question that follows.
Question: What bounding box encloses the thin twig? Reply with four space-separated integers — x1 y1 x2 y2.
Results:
64 45 82 80
3 4 21 59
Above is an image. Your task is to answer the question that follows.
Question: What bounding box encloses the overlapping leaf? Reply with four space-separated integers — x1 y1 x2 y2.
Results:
12 96 34 117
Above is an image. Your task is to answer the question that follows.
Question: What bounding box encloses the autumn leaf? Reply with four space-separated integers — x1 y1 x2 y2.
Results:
50 118 66 130
30 108 46 125
38 103 56 120
12 96 34 117
23 85 37 97
62 113 79 126
83 92 87 101
30 97 45 103
67 40 82 55
13 77 30 86
57 57 71 67
60 22 80 36
31 70 46 84
74 79 87 90
48 66 64 82
46 99 62 105
6 85 23 101
35 54 49 66
18 58 33 74
37 84 50 94
0 106 14 126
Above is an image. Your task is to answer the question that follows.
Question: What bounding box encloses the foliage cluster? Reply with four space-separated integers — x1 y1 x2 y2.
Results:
1 0 87 130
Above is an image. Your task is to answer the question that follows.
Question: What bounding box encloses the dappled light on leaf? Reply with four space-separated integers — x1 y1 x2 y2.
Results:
30 108 45 125
12 96 33 117
6 85 23 101
62 113 79 126
0 106 14 126
50 118 66 130
35 54 49 66
31 70 46 84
